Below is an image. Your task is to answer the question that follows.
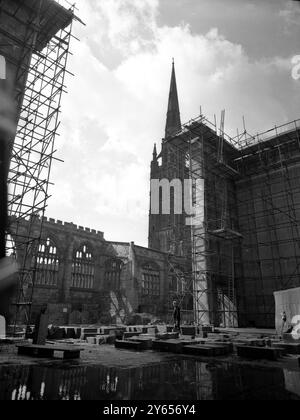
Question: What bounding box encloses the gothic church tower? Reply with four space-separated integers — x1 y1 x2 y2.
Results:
148 61 190 256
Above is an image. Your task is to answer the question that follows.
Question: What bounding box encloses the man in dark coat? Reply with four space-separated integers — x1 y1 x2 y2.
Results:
173 300 181 332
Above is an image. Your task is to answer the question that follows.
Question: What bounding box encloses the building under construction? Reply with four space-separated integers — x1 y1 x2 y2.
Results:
1 2 299 330
149 61 300 329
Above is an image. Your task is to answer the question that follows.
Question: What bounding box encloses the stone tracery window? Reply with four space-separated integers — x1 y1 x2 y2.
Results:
71 244 95 289
141 262 160 298
169 266 186 294
35 237 59 286
104 259 123 290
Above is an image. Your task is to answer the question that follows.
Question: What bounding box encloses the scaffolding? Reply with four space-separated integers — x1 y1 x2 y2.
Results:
0 0 80 327
163 110 300 328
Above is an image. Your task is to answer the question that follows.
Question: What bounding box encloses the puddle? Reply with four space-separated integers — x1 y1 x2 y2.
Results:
0 359 299 400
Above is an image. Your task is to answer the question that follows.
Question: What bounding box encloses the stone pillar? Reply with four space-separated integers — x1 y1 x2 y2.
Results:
62 234 74 302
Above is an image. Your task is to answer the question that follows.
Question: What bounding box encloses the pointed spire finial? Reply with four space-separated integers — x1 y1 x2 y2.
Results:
153 143 157 160
165 59 181 138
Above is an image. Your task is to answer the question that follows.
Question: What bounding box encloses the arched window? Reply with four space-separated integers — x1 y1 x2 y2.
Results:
71 244 95 289
141 262 160 298
169 266 186 294
104 259 123 290
35 237 59 286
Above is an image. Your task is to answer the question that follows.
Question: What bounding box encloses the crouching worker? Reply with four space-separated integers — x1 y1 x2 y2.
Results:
0 56 18 324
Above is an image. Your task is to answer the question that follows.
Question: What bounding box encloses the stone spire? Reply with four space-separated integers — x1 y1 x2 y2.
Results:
152 143 157 160
165 59 181 138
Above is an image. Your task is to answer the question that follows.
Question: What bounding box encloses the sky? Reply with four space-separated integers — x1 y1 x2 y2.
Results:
46 0 300 247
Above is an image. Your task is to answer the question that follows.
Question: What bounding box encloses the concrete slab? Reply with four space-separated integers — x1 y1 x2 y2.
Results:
207 333 230 341
129 336 153 349
181 326 196 336
236 345 282 361
123 332 142 339
156 332 179 340
183 345 229 357
233 338 266 347
272 342 300 355
115 340 146 351
283 333 300 343
152 339 183 353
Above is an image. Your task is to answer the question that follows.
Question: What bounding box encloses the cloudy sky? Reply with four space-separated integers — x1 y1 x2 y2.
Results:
47 0 300 247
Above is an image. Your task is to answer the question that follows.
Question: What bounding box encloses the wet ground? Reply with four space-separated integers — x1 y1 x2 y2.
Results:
0 343 300 400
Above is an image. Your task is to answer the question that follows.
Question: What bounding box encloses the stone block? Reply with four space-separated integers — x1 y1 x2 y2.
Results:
272 342 300 355
65 328 76 339
115 340 145 351
236 345 282 361
156 332 179 340
129 336 153 349
123 332 142 339
183 345 228 357
152 339 183 353
206 341 234 353
181 326 196 336
207 333 230 340
283 333 300 343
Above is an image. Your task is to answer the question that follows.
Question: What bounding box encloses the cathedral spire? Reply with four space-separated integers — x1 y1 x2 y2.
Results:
165 59 181 138
152 143 157 160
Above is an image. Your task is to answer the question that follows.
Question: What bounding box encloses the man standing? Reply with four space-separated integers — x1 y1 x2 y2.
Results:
281 311 287 336
173 300 181 332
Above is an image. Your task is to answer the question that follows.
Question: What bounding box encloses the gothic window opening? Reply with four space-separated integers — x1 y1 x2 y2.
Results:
104 259 123 290
141 263 160 298
72 244 95 289
169 267 186 294
36 237 59 286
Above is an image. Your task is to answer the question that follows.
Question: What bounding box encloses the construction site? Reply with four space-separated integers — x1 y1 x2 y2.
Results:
0 0 300 402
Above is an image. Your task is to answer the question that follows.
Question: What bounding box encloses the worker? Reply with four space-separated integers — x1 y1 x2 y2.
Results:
173 300 181 332
281 311 287 335
0 56 18 319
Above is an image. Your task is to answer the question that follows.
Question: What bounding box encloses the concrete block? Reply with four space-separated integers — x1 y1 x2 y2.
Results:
123 332 142 339
236 345 282 361
48 327 65 340
233 338 266 347
145 327 157 335
206 341 234 353
272 342 300 355
183 345 228 357
283 333 300 343
181 326 196 336
152 339 183 353
207 333 230 340
198 326 213 334
130 336 153 349
115 340 145 351
156 332 179 340
95 335 115 345
65 328 76 339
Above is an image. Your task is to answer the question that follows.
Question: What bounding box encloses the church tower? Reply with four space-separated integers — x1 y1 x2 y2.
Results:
148 61 190 256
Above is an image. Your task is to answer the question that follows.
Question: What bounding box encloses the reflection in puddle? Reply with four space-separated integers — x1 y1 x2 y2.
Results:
0 360 299 400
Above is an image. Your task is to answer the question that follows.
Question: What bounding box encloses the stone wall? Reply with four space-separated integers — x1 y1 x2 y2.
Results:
9 217 185 325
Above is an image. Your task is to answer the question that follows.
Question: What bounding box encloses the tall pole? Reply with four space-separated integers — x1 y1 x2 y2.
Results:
0 64 17 318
